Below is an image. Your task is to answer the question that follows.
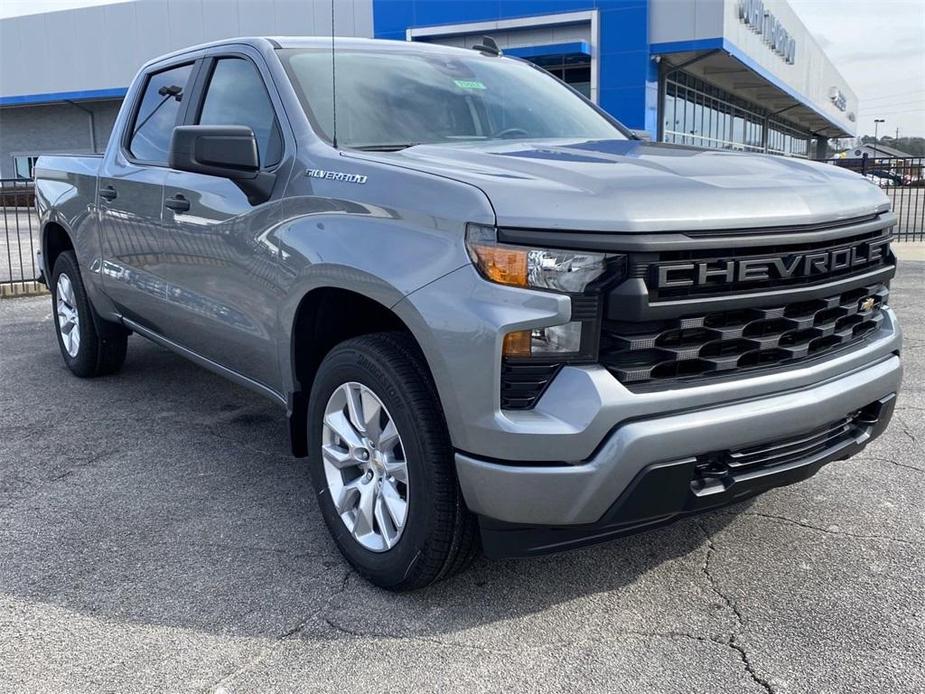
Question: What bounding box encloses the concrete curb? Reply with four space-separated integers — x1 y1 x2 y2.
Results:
0 281 48 298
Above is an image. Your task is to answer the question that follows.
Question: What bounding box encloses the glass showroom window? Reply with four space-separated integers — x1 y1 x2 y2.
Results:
12 155 39 180
662 70 811 157
532 55 593 99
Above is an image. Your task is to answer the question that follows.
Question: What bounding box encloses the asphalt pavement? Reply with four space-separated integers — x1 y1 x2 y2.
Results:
0 262 922 694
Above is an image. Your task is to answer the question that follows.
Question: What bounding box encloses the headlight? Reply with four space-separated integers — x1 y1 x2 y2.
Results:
466 224 627 363
466 223 610 294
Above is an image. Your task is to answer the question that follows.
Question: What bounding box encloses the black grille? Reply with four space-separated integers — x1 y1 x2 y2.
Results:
691 401 885 494
601 283 888 386
725 416 855 469
501 361 562 410
639 228 893 300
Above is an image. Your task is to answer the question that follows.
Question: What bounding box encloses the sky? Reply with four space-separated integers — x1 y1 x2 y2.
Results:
2 0 924 138
788 0 925 139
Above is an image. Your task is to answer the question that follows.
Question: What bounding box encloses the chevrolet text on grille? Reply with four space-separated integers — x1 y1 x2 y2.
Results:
655 238 891 289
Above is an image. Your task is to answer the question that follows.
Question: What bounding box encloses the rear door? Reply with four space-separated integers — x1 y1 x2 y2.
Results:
159 48 291 390
99 61 198 327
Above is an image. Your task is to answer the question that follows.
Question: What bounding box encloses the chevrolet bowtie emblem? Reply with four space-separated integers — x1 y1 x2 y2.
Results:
860 297 876 312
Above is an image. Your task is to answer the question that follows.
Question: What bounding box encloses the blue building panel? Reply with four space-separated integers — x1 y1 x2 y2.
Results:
597 2 649 53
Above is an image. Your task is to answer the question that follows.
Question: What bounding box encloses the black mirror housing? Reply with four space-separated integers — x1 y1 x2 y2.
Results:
168 125 275 204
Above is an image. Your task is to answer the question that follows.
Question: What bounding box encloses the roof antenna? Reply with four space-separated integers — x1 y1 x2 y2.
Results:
472 36 502 57
330 0 338 148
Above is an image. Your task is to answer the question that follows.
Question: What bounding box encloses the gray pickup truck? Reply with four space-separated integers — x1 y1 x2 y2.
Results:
35 37 902 590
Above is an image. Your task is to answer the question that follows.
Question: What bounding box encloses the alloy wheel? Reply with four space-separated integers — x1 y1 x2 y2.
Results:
56 273 80 357
321 382 409 552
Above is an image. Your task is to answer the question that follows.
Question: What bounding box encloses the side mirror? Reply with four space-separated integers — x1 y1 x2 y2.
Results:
168 125 275 204
630 129 653 142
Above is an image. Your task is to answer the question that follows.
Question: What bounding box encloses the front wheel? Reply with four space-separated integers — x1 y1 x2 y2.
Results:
307 332 478 591
51 251 128 377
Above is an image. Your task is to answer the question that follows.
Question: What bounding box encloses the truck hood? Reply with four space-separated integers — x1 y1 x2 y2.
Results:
351 139 889 233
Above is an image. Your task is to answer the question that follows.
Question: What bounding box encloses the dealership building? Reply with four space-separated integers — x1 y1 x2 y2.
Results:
0 0 858 179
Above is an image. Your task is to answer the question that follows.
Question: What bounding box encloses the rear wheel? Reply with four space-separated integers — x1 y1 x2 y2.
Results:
307 332 478 591
51 251 128 377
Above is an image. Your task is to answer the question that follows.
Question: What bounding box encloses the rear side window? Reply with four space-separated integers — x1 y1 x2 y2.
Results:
128 63 195 164
198 57 282 168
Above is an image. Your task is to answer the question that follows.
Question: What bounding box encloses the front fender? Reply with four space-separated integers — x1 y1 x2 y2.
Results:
272 200 482 394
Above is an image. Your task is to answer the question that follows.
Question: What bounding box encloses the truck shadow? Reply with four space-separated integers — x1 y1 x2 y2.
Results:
0 328 746 642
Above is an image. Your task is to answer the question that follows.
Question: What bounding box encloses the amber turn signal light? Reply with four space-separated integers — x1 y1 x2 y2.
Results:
502 329 533 357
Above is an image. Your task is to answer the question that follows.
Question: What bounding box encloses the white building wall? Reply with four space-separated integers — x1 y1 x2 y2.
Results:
649 0 857 136
649 0 724 44
0 0 373 100
720 0 856 135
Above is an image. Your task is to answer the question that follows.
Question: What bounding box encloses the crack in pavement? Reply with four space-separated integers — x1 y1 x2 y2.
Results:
730 510 921 547
310 527 784 693
696 519 775 694
204 567 354 693
319 613 776 671
313 563 781 687
857 454 924 474
893 412 924 454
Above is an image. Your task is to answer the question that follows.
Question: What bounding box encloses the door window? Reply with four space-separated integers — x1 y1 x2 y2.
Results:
198 57 282 168
128 63 195 164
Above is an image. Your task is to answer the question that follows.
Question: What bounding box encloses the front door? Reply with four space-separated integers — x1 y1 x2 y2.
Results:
159 54 288 390
99 61 196 331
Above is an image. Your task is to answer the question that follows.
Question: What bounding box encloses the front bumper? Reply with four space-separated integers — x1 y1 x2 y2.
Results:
456 353 901 558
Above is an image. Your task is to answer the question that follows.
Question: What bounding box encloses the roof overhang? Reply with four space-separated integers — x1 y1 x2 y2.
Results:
0 87 127 108
651 38 855 139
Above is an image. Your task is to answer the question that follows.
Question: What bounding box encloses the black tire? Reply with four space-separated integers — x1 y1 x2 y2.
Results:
51 251 128 378
307 332 478 591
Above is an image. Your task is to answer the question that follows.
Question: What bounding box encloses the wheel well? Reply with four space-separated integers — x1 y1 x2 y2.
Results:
43 222 73 276
291 288 411 393
288 287 427 456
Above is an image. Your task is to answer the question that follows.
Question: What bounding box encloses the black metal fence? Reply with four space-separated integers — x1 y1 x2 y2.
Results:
0 178 42 295
827 156 924 242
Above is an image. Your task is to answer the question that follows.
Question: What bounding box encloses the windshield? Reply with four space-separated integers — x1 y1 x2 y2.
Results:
279 47 627 149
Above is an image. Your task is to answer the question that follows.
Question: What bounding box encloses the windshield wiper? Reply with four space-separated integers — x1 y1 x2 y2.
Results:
351 143 420 152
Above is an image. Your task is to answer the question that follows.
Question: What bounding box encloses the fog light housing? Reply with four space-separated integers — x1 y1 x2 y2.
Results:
503 321 584 358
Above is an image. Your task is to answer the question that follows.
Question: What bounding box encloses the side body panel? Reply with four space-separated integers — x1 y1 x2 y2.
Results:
33 154 119 319
97 157 168 327
160 171 285 387
155 45 298 389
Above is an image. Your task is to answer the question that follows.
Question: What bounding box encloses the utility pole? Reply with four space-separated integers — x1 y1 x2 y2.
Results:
873 118 885 157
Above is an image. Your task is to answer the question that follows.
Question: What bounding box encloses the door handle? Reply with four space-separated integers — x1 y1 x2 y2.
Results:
164 194 190 212
99 185 117 201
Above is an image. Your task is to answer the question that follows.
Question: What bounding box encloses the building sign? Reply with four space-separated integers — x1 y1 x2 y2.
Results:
738 0 797 65
828 86 847 112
